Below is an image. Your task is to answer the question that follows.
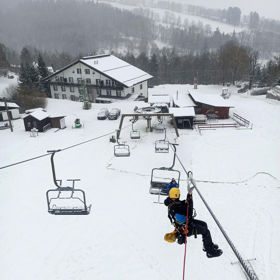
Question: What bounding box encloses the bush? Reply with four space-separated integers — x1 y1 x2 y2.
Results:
8 85 47 112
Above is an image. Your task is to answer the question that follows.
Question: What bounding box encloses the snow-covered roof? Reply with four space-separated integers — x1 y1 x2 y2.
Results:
0 102 19 108
189 92 234 107
172 91 196 107
169 107 195 117
148 94 171 104
24 110 49 120
80 55 153 87
25 108 45 114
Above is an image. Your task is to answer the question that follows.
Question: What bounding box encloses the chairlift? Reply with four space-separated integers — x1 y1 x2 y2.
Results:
130 121 140 139
114 139 130 157
46 150 91 215
150 144 180 203
155 128 169 153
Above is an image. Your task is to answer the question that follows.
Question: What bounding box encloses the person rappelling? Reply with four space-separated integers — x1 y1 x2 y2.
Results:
164 178 223 258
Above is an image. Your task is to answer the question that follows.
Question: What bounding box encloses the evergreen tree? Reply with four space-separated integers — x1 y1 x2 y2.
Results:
37 54 49 79
0 43 9 68
149 54 159 85
20 47 32 65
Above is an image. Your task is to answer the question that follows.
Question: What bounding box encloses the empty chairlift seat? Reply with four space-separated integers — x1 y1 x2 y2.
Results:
46 151 91 215
155 128 169 153
114 142 130 157
155 140 169 153
47 185 91 215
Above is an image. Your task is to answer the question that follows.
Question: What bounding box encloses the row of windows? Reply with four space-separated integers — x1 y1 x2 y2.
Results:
76 68 92 75
54 89 123 99
54 76 121 86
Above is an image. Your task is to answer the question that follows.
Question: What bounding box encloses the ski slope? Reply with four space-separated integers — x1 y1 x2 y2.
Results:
0 84 279 280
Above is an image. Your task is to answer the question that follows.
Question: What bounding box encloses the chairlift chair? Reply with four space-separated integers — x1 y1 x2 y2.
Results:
114 140 130 157
130 121 140 139
46 150 91 215
150 144 180 203
155 128 169 153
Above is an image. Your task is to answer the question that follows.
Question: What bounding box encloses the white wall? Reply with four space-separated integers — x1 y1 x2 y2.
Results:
49 61 149 101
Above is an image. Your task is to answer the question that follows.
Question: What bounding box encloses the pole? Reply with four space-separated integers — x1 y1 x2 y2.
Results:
3 98 13 132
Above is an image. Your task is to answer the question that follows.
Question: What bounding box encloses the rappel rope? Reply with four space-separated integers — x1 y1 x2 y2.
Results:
172 147 260 280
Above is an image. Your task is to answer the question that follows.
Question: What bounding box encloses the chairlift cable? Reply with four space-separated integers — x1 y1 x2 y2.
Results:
0 125 130 171
171 145 259 280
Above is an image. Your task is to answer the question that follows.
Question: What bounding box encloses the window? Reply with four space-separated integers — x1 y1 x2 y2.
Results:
96 79 100 85
86 78 91 84
61 85 66 91
69 77 74 83
27 122 31 128
77 78 82 84
112 80 115 86
53 84 58 91
78 87 83 94
63 78 67 83
116 90 122 97
70 86 75 92
70 95 76 101
54 93 59 99
60 77 64 82
140 84 143 90
96 88 101 96
132 87 134 93
106 80 111 86
106 90 111 96
62 94 67 99
77 68 81 74
85 69 90 74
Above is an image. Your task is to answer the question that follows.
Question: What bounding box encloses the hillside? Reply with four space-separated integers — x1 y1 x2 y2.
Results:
0 84 279 279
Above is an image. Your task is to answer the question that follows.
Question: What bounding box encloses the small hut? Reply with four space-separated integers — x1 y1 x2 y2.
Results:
23 110 50 132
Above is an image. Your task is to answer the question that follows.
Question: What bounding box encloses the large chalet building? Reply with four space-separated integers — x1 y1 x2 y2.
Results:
43 54 153 102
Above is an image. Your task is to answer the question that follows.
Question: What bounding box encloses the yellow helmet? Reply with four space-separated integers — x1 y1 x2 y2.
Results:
169 188 180 199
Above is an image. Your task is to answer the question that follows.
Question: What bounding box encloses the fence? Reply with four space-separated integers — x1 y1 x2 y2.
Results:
232 113 252 129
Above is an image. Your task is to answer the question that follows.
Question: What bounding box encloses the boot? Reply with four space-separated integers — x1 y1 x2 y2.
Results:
203 243 219 252
206 245 223 258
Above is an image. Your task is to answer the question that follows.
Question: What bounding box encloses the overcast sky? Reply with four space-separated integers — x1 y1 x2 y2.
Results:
180 0 280 21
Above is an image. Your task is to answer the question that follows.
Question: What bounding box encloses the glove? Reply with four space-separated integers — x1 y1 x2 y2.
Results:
187 179 195 194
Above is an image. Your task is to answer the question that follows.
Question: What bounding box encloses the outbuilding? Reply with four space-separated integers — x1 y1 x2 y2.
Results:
23 110 50 132
0 102 20 121
169 107 195 129
189 92 234 119
49 115 66 129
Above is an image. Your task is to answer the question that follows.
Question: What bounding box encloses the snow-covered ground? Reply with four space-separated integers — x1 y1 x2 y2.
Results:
101 0 245 34
0 84 279 280
0 75 18 98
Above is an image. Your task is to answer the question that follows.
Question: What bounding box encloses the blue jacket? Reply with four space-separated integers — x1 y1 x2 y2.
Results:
166 181 179 192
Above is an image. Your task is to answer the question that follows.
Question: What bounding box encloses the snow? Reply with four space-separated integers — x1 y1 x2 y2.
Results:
148 94 171 104
0 75 18 98
189 90 234 107
100 0 245 34
25 110 49 121
0 101 19 108
169 107 195 117
0 84 280 280
81 55 153 87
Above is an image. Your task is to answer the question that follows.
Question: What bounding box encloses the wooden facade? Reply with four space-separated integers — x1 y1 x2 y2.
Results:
23 115 50 132
50 116 66 129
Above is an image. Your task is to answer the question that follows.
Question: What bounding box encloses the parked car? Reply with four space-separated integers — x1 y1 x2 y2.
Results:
108 108 121 120
97 108 109 120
